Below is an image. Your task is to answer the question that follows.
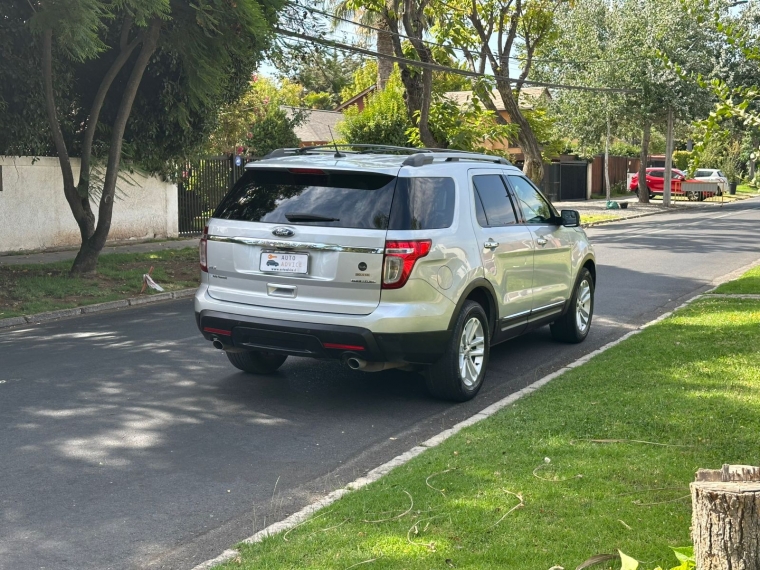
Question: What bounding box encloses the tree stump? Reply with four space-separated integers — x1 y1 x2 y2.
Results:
691 464 760 570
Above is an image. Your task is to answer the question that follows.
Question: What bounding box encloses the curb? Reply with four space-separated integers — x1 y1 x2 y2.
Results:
190 255 760 570
0 288 197 330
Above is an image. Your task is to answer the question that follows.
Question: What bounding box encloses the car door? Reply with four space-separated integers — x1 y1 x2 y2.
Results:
647 169 664 191
505 175 573 322
470 171 534 335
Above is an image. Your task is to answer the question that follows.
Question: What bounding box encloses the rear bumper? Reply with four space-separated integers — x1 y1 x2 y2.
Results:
197 310 451 364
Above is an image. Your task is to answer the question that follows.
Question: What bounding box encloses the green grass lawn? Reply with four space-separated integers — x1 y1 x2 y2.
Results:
0 248 198 319
215 295 760 569
711 265 760 295
736 184 760 196
582 213 625 225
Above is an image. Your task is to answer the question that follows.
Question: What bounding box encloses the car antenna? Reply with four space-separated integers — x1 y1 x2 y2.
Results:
327 126 344 158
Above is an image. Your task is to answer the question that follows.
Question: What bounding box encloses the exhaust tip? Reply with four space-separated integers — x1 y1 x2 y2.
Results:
346 357 362 370
212 339 224 350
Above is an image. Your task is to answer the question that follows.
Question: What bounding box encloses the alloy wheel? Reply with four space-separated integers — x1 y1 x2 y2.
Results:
576 279 592 334
458 317 485 387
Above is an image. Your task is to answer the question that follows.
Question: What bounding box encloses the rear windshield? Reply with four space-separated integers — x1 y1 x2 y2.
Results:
388 177 455 230
214 170 455 230
214 169 396 229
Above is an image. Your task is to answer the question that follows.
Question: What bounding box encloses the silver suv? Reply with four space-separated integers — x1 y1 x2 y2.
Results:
195 146 596 401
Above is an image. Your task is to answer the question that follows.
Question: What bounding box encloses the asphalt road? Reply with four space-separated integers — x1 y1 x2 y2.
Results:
1 199 759 570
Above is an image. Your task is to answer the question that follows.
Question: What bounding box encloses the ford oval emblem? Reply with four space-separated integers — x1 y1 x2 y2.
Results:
272 227 295 238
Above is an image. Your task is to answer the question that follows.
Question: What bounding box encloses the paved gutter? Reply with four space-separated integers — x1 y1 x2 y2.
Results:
0 288 197 330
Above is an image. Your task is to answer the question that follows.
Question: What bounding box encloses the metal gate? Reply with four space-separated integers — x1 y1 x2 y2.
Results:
559 162 587 200
177 156 254 236
542 163 561 202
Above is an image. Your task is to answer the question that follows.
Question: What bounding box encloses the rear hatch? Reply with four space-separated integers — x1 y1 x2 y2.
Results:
205 166 398 315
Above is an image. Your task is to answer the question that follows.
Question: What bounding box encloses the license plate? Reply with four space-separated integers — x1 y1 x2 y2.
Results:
260 252 309 274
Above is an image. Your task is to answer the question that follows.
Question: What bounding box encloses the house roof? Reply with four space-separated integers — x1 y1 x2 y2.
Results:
334 85 377 111
281 107 345 143
443 87 551 111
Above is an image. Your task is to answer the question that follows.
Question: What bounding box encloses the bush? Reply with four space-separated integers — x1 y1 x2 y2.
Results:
246 107 301 156
339 75 411 147
673 150 692 170
609 141 641 158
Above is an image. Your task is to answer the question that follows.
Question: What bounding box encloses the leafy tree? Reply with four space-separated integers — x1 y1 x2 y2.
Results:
341 60 379 102
303 92 335 109
2 0 282 274
206 76 303 156
408 92 517 153
432 0 565 182
535 0 719 201
271 46 363 108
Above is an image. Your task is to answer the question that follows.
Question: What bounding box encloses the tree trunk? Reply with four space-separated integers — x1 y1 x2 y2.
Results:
376 20 394 90
70 19 162 275
691 464 760 570
494 81 544 183
41 29 96 243
637 120 651 204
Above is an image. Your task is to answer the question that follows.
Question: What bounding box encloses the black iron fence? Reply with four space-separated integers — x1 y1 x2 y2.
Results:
177 156 257 236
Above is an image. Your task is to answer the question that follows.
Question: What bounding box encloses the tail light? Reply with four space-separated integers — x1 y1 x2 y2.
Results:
382 240 431 289
200 226 208 272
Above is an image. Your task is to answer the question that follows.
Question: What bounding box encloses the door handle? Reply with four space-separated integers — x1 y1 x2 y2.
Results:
536 238 548 247
484 239 499 250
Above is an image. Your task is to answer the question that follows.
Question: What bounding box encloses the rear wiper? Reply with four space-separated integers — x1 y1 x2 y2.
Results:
285 213 340 222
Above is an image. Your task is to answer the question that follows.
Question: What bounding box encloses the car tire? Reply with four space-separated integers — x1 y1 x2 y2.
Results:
424 300 490 402
226 350 287 374
550 268 594 343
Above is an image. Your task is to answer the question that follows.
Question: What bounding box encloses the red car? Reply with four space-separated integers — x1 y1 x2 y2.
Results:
629 168 717 201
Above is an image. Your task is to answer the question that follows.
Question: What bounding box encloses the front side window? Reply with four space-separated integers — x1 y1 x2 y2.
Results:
472 175 518 227
507 175 555 224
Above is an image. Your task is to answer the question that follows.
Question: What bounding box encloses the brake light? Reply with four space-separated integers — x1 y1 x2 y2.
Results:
200 226 208 273
289 168 327 175
382 240 431 289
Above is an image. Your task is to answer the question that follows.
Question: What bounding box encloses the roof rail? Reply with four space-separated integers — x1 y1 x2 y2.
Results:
263 145 512 166
402 152 511 167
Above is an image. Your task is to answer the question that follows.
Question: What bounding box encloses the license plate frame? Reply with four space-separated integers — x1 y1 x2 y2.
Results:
259 251 309 274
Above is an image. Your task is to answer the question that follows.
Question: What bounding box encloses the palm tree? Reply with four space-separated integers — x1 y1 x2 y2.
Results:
330 0 394 89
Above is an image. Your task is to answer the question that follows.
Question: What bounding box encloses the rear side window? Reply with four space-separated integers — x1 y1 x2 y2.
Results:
695 170 711 177
649 170 664 178
214 169 396 229
472 175 517 227
388 177 455 230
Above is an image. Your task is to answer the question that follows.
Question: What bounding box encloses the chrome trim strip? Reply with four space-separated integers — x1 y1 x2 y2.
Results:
500 308 531 322
208 235 384 254
532 300 565 313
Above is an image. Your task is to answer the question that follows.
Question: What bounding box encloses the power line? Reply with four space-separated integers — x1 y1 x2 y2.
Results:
286 1 636 66
275 27 640 93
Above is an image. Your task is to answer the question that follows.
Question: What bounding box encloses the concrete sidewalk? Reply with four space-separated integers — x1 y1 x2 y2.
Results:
0 238 198 266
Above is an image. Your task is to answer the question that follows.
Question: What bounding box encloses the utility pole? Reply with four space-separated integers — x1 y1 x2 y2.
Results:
663 108 674 207
605 111 611 201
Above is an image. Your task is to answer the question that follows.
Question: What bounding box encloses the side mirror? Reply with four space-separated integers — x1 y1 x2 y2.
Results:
560 209 580 227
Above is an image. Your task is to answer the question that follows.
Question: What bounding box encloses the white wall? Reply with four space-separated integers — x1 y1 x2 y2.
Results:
0 157 178 253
